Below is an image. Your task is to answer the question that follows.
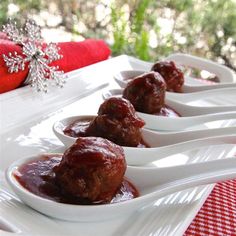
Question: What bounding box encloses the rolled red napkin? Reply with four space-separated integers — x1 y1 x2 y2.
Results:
0 39 111 93
0 32 9 40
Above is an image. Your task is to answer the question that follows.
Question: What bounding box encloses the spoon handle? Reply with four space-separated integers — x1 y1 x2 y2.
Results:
166 99 236 116
188 112 236 126
124 135 236 165
167 87 236 103
141 111 236 131
127 157 236 190
183 82 236 93
152 126 236 146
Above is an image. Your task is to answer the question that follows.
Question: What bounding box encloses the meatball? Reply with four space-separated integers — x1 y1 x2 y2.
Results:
86 97 145 147
123 72 166 114
151 61 184 92
55 136 126 204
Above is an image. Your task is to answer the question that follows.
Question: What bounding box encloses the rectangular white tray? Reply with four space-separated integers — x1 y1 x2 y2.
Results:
0 55 236 236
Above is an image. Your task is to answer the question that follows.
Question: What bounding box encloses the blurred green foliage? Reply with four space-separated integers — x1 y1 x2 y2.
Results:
0 0 8 25
0 0 235 71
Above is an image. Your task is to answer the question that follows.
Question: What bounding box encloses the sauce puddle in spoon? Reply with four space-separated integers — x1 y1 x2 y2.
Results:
14 154 139 205
63 117 150 148
153 105 180 117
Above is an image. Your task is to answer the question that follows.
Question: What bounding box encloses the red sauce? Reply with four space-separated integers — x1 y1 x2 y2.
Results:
154 105 181 117
63 118 150 148
64 118 90 138
14 154 139 205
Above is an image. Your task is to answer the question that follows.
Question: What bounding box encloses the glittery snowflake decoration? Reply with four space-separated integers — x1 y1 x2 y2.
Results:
2 19 65 92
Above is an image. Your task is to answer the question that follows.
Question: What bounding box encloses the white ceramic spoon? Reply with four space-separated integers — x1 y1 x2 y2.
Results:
104 88 236 115
53 115 236 165
166 87 236 104
124 135 236 165
103 89 236 130
115 70 236 93
115 53 236 92
6 155 236 222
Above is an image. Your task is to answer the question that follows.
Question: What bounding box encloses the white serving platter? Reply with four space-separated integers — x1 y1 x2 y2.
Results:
0 55 236 236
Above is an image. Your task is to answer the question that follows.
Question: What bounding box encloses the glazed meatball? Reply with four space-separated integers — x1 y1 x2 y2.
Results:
151 61 184 92
55 137 126 204
86 97 145 147
123 72 166 114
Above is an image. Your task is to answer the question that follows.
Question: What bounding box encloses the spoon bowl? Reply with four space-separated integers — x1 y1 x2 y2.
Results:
103 89 236 130
53 115 236 165
6 155 236 222
166 53 236 84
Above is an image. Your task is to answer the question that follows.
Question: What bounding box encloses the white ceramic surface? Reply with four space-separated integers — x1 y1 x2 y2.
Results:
1 55 236 236
6 155 236 222
103 89 236 131
114 53 236 92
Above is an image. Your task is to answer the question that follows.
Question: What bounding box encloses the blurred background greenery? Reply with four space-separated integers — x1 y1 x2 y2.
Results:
0 0 236 72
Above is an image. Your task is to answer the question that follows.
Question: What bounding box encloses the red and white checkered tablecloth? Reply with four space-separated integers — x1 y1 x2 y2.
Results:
184 179 236 235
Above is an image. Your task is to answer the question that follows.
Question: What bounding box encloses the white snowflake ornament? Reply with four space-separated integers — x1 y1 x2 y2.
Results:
2 19 65 92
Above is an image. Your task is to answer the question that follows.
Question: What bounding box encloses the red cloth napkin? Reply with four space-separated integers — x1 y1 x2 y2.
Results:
0 38 111 93
0 32 9 40
184 179 236 235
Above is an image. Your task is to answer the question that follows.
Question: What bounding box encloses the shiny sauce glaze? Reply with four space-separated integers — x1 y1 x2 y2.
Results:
63 118 150 148
14 154 139 205
63 118 91 138
154 105 181 117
